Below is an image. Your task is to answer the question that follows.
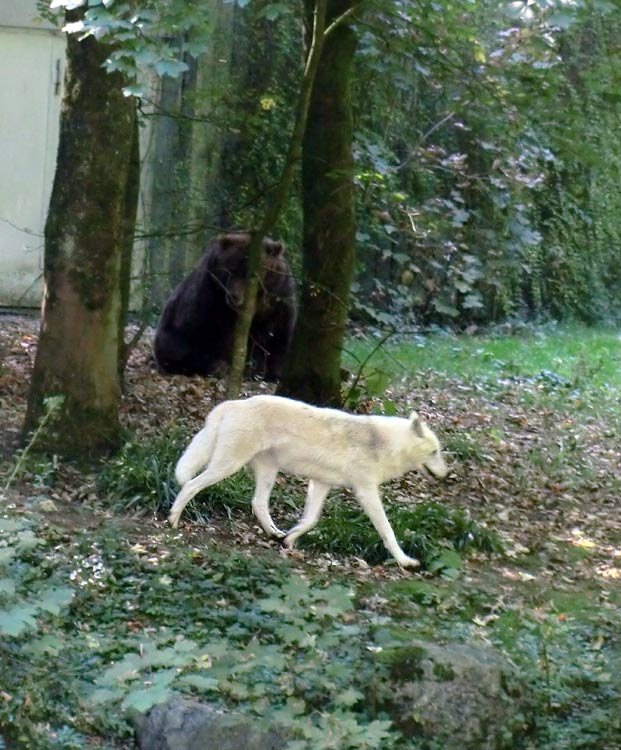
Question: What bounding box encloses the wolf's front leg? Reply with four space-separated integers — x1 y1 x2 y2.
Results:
283 480 331 550
249 458 285 538
354 486 420 569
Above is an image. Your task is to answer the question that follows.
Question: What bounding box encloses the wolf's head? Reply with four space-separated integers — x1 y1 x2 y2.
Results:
409 412 449 479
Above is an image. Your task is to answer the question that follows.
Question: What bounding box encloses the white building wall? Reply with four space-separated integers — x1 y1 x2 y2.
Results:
0 6 65 306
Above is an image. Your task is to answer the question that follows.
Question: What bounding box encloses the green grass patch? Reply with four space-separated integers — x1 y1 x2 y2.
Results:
344 324 621 392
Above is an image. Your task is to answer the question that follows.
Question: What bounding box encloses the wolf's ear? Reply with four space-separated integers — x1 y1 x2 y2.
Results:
410 413 425 438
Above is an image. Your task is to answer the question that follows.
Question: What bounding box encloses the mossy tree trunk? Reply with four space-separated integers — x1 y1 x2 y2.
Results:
277 0 358 406
23 15 137 459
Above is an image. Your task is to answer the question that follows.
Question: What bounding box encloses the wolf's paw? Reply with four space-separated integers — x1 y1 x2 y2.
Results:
281 534 297 550
168 512 181 529
397 555 421 569
280 546 304 561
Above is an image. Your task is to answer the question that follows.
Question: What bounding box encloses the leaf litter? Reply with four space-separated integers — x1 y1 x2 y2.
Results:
1 312 620 597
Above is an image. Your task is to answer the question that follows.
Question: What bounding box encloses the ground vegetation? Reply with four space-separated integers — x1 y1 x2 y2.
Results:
2 315 620 748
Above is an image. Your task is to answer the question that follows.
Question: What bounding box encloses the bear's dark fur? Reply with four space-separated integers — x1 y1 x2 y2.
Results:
154 233 296 380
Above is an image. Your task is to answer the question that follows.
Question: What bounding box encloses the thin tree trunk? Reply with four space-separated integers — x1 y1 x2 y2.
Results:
119 113 141 378
225 0 329 398
277 0 358 406
23 15 137 459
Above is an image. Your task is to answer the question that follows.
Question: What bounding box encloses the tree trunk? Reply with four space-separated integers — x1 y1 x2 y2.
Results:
119 113 141 377
225 0 329 398
23 16 137 459
277 0 358 406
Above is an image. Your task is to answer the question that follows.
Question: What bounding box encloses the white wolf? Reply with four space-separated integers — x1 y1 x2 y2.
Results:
169 395 448 568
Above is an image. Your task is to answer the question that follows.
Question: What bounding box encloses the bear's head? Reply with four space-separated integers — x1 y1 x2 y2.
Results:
209 233 286 310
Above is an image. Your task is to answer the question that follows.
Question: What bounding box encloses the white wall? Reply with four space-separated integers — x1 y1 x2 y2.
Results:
0 8 65 306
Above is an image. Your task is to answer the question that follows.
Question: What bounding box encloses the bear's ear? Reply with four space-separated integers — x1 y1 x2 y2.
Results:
218 233 249 251
265 240 284 257
216 234 234 250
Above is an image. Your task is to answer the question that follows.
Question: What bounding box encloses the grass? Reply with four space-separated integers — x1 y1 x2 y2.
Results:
344 323 621 392
300 498 502 572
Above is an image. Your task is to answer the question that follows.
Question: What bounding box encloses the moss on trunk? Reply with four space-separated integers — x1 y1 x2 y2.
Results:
23 16 137 459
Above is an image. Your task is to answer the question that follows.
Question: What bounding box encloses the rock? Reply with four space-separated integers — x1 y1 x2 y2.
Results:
134 698 287 750
374 639 531 750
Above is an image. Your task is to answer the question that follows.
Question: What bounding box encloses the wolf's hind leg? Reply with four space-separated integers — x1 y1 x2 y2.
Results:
354 486 420 568
249 457 283 538
169 453 246 529
283 480 331 550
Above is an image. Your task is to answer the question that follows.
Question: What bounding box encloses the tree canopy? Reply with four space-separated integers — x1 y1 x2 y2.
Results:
23 0 621 455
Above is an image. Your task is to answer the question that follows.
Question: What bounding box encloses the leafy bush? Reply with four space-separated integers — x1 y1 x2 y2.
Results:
0 516 84 749
495 605 621 750
0 512 402 749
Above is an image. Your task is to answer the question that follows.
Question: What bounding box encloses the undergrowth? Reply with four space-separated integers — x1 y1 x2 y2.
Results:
0 513 401 749
3 324 621 749
300 499 502 575
1 509 619 749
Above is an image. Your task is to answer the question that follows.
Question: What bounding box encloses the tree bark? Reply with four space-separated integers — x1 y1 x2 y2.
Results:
277 0 358 406
23 16 137 459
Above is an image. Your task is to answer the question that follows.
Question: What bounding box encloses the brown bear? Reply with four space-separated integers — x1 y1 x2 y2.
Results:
154 233 296 380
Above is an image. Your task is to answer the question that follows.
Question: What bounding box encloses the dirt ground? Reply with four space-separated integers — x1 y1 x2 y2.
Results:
1 311 620 590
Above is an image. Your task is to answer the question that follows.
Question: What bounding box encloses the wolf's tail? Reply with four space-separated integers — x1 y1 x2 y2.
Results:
175 408 223 485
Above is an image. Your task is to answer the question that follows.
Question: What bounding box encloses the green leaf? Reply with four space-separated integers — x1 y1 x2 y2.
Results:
428 549 462 577
178 674 220 691
38 586 75 615
121 669 177 712
365 370 391 396
87 687 124 706
334 687 364 707
431 300 459 318
97 654 143 685
0 604 39 636
154 58 190 78
0 548 16 565
462 293 484 310
0 519 21 533
15 530 42 551
258 596 288 614
25 633 66 656
0 578 16 597
451 208 470 227
259 2 290 20
122 83 145 98
381 399 398 416
546 12 575 29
